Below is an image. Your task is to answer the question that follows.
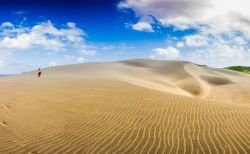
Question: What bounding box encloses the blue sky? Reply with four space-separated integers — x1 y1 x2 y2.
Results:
0 0 250 73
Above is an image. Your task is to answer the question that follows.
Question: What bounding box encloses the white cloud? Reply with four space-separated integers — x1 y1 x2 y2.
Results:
99 43 135 51
1 22 14 28
233 36 247 45
131 21 154 32
153 32 250 67
120 0 250 67
176 42 184 48
49 61 57 67
119 0 250 35
76 57 85 63
118 0 210 30
185 34 209 47
190 30 250 62
0 21 86 52
79 49 96 56
67 22 76 28
152 47 180 59
188 43 250 67
0 21 95 68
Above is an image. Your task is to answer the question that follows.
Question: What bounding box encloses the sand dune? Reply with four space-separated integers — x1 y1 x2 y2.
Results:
0 59 250 153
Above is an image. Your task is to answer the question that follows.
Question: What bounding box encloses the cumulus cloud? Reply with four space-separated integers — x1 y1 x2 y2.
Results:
120 0 250 66
188 43 250 67
0 22 14 28
151 47 180 59
119 0 250 34
0 21 83 51
185 34 209 47
187 30 250 65
0 21 95 67
151 32 250 67
131 21 154 32
118 0 210 30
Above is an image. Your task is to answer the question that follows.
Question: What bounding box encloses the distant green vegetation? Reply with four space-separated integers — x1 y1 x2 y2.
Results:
225 66 250 74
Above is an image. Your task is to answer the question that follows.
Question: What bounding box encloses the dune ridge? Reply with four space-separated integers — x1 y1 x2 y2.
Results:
0 59 250 153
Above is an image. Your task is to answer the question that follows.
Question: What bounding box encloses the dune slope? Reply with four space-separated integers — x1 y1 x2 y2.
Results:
0 59 250 153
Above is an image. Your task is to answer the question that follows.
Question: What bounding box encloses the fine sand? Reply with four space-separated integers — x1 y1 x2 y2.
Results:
0 59 250 153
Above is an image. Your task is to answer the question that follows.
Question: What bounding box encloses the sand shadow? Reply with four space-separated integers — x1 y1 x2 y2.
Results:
200 75 234 86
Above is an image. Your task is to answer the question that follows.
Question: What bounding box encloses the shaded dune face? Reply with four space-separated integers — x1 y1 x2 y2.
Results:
0 59 250 153
120 60 249 101
200 75 233 85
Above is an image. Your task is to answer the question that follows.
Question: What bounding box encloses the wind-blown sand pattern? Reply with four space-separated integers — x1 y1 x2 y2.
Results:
0 59 250 153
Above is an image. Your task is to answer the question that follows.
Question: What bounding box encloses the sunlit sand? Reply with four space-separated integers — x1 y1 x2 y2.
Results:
0 59 250 153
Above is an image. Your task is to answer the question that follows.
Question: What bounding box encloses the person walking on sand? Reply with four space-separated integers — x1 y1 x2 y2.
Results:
38 68 42 78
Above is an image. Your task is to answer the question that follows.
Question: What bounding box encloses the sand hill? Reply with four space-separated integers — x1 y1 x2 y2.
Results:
0 59 250 153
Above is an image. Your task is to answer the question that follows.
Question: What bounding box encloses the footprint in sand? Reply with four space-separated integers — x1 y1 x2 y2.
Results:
5 104 10 109
1 121 7 126
0 104 10 109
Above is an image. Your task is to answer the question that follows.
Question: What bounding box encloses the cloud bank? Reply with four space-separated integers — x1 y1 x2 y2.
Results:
151 47 180 59
119 0 250 67
0 21 95 68
119 0 250 34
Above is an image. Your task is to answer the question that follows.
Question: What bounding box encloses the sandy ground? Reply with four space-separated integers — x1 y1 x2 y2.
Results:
0 59 250 153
